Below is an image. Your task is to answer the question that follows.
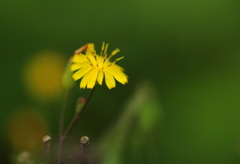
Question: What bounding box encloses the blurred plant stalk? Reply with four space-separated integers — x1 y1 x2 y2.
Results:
95 81 164 164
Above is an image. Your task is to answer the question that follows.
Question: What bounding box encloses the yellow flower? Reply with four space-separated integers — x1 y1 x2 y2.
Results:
71 43 128 89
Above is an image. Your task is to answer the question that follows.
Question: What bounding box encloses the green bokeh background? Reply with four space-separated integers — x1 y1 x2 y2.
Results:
1 0 240 163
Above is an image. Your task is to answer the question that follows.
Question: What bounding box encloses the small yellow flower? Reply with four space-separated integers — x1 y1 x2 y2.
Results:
71 43 128 89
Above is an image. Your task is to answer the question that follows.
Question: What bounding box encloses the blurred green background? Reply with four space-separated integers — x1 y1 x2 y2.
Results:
1 0 240 163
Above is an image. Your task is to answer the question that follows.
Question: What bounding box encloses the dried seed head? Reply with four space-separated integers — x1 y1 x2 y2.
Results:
80 136 90 154
42 135 51 143
42 135 51 161
80 136 89 145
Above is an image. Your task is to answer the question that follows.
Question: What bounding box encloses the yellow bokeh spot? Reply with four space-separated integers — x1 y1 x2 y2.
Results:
7 109 48 151
23 51 66 101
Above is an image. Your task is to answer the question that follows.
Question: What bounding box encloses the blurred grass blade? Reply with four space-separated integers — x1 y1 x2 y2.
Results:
96 81 164 164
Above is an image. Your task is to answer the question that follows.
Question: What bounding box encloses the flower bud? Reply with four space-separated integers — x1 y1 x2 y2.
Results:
75 97 86 114
80 136 90 154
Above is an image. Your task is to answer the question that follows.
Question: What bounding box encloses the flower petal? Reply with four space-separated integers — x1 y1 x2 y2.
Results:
85 43 95 57
80 68 97 89
70 62 90 71
97 71 104 85
111 64 124 71
105 71 116 89
72 66 92 81
72 54 88 63
96 56 105 69
87 69 98 88
87 55 97 67
106 65 128 84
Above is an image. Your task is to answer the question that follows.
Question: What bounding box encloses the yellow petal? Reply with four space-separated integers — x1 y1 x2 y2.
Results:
111 48 120 56
104 71 116 89
87 69 98 89
87 55 97 67
80 68 96 89
72 66 92 81
106 65 128 84
85 43 95 56
97 71 104 85
70 62 90 71
96 56 105 69
111 64 124 71
107 48 120 60
100 42 105 56
72 54 88 63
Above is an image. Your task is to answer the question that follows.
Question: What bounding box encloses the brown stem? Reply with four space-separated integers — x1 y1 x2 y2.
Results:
57 87 96 164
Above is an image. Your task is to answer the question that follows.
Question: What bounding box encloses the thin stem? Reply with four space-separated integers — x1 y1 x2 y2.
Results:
63 87 96 136
59 90 69 138
57 89 69 164
57 87 96 164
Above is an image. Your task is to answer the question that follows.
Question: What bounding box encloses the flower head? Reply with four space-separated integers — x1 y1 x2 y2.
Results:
71 43 128 89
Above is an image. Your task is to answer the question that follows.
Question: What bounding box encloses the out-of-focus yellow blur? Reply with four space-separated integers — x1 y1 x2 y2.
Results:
22 51 66 101
7 108 48 151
